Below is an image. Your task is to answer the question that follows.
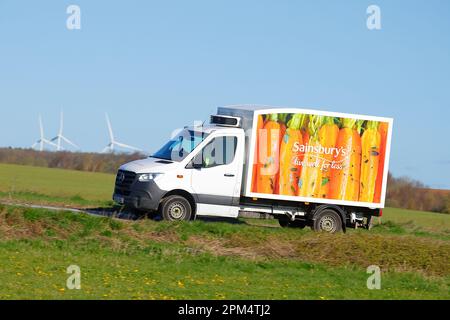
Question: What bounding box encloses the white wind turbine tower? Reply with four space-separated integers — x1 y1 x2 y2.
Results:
31 115 57 151
51 111 79 151
102 113 142 153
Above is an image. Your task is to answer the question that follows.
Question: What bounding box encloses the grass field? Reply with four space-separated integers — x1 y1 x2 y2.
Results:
0 163 115 207
379 207 450 233
0 163 449 300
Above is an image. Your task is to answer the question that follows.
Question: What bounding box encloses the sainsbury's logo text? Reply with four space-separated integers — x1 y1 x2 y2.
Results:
292 142 349 158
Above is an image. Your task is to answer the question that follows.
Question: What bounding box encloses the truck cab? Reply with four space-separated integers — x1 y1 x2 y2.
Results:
113 123 246 220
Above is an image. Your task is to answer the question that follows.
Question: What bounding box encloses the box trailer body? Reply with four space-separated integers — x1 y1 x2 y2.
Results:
113 105 393 232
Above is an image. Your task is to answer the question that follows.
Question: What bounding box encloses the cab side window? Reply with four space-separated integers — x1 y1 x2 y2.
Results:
192 136 238 168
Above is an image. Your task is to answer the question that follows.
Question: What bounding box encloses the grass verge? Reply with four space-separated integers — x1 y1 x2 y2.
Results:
0 205 448 300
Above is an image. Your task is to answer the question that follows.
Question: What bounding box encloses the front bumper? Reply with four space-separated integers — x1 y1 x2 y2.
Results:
113 171 165 211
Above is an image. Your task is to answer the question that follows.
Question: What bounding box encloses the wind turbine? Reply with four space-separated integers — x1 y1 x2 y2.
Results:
31 115 57 151
51 111 79 151
102 113 142 153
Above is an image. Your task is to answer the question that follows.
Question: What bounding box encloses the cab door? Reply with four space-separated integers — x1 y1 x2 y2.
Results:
188 134 243 217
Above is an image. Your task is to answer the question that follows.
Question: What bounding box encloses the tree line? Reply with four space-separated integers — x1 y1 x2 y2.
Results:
0 148 448 214
0 148 143 174
386 173 449 214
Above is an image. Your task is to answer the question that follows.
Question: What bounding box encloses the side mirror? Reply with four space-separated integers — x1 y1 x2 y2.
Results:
191 162 203 169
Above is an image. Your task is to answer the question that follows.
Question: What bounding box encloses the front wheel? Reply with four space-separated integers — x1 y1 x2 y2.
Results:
160 195 192 221
313 209 343 234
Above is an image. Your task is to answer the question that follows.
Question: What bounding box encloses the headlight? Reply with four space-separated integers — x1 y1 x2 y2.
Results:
138 173 163 182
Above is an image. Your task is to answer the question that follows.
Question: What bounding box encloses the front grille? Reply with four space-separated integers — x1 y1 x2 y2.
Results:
114 170 136 196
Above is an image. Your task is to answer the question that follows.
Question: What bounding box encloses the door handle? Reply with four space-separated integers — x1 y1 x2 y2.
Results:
224 174 235 177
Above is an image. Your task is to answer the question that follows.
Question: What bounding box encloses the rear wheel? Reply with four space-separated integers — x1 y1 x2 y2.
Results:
313 209 343 233
160 195 192 221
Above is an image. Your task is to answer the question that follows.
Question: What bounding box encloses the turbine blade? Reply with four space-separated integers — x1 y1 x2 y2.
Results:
105 113 114 142
101 144 113 153
43 139 58 147
32 138 43 149
39 115 44 139
114 141 142 152
61 135 79 149
59 110 64 136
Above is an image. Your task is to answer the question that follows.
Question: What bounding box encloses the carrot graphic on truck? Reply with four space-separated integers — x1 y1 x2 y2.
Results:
256 113 282 194
252 115 265 193
317 117 339 198
298 116 339 198
278 114 307 196
374 122 389 203
329 119 363 201
359 121 382 203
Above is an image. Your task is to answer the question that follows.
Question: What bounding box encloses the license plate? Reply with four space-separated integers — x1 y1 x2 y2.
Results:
114 195 124 204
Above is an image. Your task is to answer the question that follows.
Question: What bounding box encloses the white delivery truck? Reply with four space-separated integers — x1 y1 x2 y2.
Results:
113 105 393 233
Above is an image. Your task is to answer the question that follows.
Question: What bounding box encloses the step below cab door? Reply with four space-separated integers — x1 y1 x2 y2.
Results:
187 133 243 217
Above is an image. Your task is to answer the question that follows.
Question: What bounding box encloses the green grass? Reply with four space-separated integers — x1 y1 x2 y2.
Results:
381 207 450 233
2 241 447 300
0 163 449 299
0 205 449 300
0 163 114 207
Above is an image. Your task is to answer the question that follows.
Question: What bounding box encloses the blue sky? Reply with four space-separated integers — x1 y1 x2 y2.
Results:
0 0 449 188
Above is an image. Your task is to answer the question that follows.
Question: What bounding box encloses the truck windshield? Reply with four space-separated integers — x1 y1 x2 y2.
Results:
152 129 209 162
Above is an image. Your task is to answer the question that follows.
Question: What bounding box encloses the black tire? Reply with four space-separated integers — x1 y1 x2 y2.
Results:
278 217 306 229
313 209 343 233
160 195 192 221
